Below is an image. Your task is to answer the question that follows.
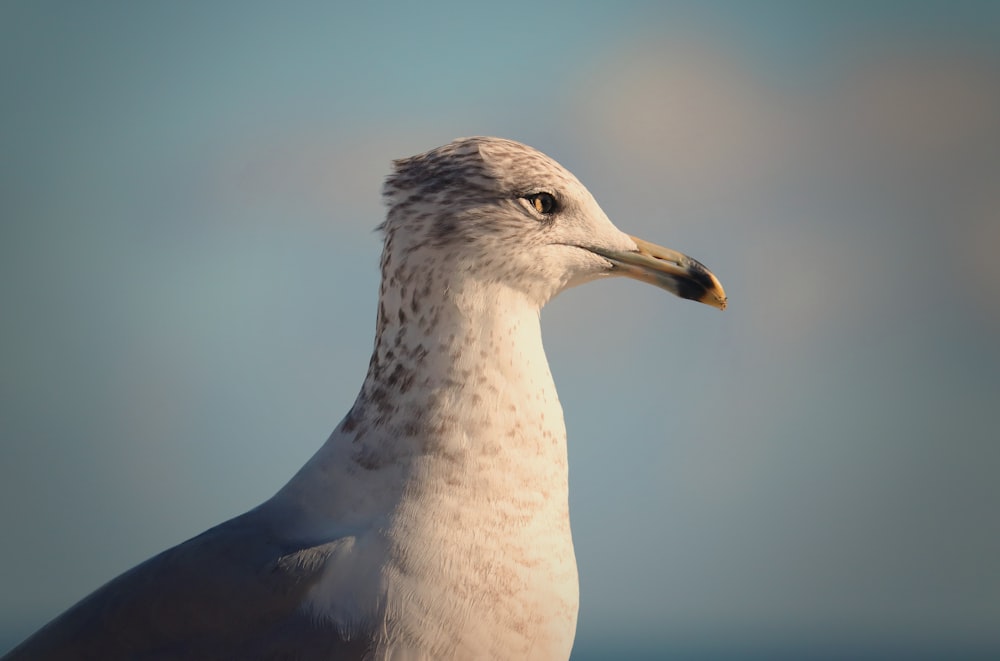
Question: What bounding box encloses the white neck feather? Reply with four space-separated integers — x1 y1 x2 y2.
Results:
268 278 578 658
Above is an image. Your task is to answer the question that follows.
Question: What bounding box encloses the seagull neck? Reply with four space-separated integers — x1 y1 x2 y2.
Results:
270 278 570 538
343 277 566 467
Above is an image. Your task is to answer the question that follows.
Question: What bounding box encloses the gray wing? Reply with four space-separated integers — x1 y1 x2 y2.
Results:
3 507 372 661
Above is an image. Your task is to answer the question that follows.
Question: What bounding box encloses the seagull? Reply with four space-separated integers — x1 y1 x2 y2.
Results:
4 137 726 660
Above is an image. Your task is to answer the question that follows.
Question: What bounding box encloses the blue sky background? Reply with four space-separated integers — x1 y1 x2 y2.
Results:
2 1 999 657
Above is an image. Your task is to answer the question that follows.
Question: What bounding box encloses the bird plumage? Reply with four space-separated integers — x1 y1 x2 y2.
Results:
4 137 725 660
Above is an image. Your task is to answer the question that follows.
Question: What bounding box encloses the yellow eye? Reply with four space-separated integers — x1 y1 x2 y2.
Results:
528 192 557 215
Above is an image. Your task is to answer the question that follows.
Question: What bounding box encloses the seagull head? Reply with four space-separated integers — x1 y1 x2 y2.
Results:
380 136 727 311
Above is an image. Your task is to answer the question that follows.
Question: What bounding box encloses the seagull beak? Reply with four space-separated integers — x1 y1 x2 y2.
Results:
587 235 728 310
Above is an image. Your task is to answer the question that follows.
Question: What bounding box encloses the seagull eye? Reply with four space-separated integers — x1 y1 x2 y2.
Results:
526 192 558 216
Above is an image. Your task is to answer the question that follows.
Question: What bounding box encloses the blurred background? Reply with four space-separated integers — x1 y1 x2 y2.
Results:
2 1 998 658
